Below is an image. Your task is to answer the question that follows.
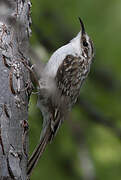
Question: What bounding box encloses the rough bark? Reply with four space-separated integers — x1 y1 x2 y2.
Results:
0 0 32 179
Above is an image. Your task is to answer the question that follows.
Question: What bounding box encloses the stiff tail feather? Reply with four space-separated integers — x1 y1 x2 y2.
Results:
27 126 51 176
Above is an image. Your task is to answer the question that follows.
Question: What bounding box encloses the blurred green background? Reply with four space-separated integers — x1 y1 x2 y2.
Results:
29 0 121 179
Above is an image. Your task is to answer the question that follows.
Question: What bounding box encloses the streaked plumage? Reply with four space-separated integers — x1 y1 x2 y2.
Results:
27 18 94 176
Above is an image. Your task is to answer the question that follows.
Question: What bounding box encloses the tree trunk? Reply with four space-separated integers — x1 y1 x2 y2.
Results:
0 0 31 179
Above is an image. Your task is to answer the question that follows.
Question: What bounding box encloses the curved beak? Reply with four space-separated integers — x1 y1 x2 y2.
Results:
78 17 85 35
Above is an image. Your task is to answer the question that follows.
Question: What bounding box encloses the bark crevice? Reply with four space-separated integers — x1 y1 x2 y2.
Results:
0 1 31 179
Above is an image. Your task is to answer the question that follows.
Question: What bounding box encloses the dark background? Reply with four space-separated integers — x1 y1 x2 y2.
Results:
29 0 121 179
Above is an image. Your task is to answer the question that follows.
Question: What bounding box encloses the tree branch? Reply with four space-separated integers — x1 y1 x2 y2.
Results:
0 0 32 179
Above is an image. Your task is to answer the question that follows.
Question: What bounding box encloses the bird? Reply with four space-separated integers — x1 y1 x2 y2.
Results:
27 17 94 176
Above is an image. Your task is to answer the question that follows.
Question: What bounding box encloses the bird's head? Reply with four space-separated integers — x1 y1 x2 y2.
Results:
71 18 94 59
78 17 94 59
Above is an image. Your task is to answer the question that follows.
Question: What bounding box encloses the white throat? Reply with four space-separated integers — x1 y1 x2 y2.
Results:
70 32 81 56
44 32 82 78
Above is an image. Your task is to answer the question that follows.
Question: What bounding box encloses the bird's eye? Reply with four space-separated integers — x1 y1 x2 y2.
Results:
83 41 88 47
